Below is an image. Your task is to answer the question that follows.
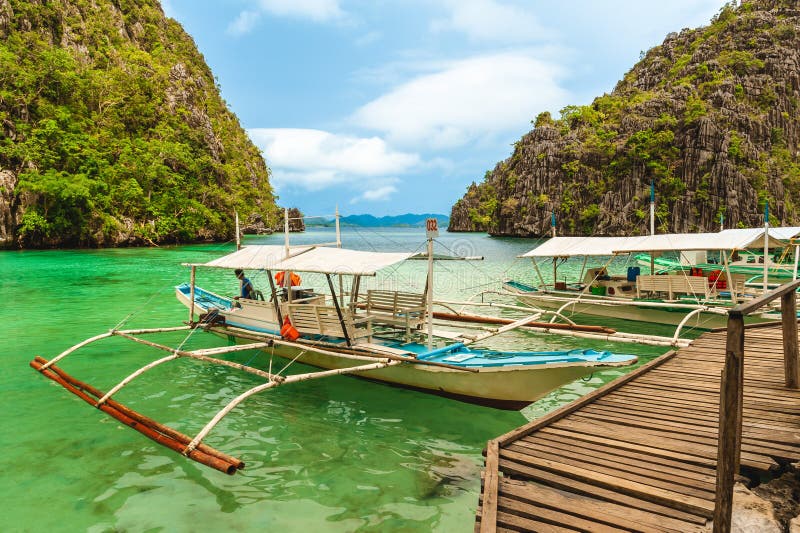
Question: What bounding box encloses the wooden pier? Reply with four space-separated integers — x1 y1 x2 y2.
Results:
476 280 800 532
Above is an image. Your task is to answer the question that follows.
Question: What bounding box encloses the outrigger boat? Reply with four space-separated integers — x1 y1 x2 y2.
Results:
30 220 637 475
634 227 800 284
503 229 790 332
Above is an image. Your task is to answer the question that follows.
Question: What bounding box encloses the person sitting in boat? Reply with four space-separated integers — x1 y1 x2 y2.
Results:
234 269 257 300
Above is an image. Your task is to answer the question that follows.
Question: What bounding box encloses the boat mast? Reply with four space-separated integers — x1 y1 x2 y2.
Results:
335 206 344 306
764 201 769 293
650 181 655 275
284 208 293 304
235 210 241 251
649 181 655 236
551 210 557 287
426 218 438 350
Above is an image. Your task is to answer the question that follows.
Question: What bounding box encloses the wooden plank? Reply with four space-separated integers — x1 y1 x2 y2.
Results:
507 440 716 496
527 431 715 477
500 477 706 533
557 416 776 470
495 349 678 446
498 494 621 533
499 448 715 517
544 420 715 465
580 403 800 447
598 394 800 432
497 457 709 524
569 411 798 460
495 509 577 533
479 439 499 533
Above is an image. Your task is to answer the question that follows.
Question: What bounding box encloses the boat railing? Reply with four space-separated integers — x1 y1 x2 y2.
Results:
285 303 372 341
713 278 800 533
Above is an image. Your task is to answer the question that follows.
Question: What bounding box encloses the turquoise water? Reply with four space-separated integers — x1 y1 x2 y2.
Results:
1 228 666 531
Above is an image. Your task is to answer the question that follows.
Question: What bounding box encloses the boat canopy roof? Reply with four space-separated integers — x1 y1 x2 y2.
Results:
521 228 786 258
612 228 785 253
200 245 312 270
719 227 800 242
271 247 414 276
520 236 638 258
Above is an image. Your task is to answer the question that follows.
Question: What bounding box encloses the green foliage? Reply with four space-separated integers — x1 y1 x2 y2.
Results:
533 111 554 128
718 50 765 75
728 131 746 162
1 0 277 247
683 94 707 123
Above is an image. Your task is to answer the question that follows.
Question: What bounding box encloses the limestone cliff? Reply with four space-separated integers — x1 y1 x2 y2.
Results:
450 0 800 236
0 0 279 248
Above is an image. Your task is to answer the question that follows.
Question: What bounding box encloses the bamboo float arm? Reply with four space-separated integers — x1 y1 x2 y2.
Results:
113 332 284 382
184 360 402 454
96 353 180 406
40 331 115 370
463 312 544 345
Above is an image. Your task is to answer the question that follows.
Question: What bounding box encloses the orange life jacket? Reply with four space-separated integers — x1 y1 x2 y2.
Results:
280 317 300 341
275 271 301 287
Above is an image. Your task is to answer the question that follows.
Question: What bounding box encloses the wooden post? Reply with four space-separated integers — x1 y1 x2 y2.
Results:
189 266 196 323
480 439 499 533
326 273 351 347
782 290 799 388
713 312 745 533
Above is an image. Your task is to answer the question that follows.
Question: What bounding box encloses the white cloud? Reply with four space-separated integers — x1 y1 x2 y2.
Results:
227 10 262 36
431 0 552 44
351 52 568 149
350 185 398 204
248 128 419 191
227 0 344 35
257 0 344 22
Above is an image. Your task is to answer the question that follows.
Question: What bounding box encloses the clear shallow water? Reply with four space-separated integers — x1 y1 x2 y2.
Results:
1 228 667 532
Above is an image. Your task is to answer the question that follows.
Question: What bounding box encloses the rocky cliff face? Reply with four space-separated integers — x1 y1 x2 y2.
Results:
450 0 800 236
0 0 280 248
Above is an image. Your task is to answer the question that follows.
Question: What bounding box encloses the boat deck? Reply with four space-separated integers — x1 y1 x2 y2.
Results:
475 322 800 531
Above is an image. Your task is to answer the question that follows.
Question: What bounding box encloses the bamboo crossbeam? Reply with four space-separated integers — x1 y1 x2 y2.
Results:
97 353 179 406
466 313 548 345
112 332 284 382
30 356 243 474
184 360 401 454
40 325 193 371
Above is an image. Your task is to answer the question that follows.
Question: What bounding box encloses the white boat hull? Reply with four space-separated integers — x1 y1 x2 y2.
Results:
177 285 635 409
504 285 776 329
209 328 611 410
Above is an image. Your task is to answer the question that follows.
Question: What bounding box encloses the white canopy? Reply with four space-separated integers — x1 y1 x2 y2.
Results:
201 245 311 270
719 227 800 242
612 229 785 253
520 236 638 258
271 247 414 276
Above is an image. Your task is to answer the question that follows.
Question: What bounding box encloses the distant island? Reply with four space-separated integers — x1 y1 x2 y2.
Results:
307 213 450 228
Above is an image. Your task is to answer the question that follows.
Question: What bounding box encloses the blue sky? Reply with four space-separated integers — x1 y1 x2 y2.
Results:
163 0 729 217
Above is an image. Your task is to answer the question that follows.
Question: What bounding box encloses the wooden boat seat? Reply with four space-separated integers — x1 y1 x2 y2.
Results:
364 290 426 331
636 274 712 299
286 303 371 340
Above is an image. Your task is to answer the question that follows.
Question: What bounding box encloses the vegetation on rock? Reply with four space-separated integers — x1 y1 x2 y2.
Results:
449 0 800 236
0 0 279 248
